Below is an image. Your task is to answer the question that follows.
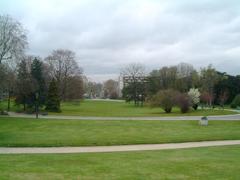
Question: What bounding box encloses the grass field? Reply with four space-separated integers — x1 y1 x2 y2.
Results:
0 145 240 179
1 117 240 147
1 99 237 117
52 100 236 117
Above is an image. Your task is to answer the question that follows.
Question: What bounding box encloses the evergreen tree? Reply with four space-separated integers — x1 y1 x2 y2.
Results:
15 60 34 111
45 79 61 112
31 58 46 107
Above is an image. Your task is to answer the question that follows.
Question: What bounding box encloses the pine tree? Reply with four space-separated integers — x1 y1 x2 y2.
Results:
15 60 33 111
31 58 46 107
45 79 61 112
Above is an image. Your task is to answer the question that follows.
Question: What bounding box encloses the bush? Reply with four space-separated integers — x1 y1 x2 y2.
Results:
230 94 240 109
176 93 191 113
148 89 178 113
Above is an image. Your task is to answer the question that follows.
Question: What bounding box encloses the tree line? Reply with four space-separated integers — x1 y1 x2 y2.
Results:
0 15 84 113
122 63 240 112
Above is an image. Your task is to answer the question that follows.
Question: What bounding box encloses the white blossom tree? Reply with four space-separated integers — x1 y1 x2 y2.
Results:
188 88 200 110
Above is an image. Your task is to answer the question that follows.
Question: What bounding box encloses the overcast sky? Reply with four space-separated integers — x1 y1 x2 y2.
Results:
1 0 240 82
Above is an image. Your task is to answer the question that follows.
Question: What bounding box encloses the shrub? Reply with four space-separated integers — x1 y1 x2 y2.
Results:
230 94 240 109
176 93 191 113
149 89 178 113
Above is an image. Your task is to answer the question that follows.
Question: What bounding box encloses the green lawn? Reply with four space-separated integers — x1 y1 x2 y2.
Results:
51 100 237 117
1 117 240 147
0 99 237 117
0 145 240 179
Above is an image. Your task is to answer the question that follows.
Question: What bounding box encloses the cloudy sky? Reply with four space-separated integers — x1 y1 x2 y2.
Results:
1 0 240 81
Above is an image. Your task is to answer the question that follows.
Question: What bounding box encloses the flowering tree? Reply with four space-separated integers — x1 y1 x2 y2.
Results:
188 88 200 110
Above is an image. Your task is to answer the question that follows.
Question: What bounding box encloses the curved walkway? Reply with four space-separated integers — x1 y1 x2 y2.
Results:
6 112 240 120
0 140 240 154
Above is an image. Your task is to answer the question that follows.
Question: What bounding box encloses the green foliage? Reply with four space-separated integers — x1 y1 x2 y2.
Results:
31 58 46 106
45 79 61 112
149 89 178 113
15 60 35 111
231 94 240 109
215 72 240 104
122 82 146 106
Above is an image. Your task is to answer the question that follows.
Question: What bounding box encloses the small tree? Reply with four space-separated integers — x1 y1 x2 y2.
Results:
176 93 191 113
188 88 200 110
45 79 61 112
149 89 177 113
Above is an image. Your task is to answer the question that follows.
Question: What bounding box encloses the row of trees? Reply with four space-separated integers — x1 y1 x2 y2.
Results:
122 63 240 111
84 79 120 99
1 50 84 113
0 15 84 113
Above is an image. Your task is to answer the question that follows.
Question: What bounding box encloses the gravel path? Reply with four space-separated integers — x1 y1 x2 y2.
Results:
0 140 240 154
6 112 240 120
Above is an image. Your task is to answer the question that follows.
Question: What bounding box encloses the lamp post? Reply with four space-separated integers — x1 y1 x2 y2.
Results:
35 92 39 119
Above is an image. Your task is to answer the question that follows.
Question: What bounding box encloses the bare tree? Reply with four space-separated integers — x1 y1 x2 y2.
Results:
103 79 119 99
0 15 27 64
120 63 146 78
45 49 82 100
121 63 146 105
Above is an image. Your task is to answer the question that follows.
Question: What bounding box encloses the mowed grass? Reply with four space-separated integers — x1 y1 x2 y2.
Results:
0 145 240 179
1 117 240 147
0 99 237 116
52 100 236 117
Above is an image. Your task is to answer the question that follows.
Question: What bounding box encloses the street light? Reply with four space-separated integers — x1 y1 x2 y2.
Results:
35 92 39 119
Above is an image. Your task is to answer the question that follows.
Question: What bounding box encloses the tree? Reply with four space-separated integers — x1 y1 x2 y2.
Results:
121 63 146 105
188 88 200 110
214 72 240 104
45 79 61 112
103 79 119 99
0 15 27 64
149 89 177 113
45 49 82 101
121 63 145 78
176 63 198 92
31 58 46 107
218 90 228 109
200 91 215 108
15 59 34 111
200 65 219 107
148 66 178 94
85 81 103 98
65 75 84 100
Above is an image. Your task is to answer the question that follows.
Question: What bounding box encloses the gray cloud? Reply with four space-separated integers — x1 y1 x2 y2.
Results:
1 0 240 81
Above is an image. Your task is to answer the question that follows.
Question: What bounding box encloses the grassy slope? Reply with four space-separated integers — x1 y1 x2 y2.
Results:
0 145 240 179
52 100 236 117
1 117 240 147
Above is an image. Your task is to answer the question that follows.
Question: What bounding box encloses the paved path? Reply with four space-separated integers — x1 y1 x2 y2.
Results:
0 140 240 154
6 112 240 120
